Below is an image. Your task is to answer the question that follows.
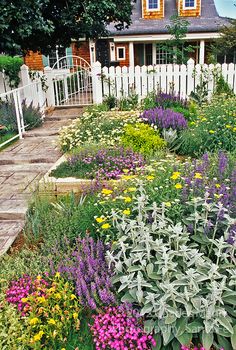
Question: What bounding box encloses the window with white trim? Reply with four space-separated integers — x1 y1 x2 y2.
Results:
117 47 126 61
47 46 67 68
184 0 196 8
147 0 159 10
156 45 173 64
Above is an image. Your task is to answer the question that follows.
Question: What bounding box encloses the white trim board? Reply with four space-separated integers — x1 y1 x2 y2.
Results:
113 32 220 42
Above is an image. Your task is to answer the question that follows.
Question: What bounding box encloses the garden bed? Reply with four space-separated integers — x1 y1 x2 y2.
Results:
1 91 236 350
38 155 123 195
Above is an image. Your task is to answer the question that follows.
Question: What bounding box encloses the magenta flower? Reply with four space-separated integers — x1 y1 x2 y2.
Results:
90 305 156 350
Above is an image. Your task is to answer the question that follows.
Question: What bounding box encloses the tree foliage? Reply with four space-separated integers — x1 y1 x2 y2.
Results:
161 15 195 64
215 20 236 56
0 0 135 55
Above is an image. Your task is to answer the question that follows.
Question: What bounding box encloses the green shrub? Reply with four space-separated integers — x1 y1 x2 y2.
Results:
177 95 236 156
118 92 139 111
103 95 117 109
0 100 43 132
0 55 23 88
121 123 167 156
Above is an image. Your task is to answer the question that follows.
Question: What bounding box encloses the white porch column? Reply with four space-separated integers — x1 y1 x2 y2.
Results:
152 43 157 65
199 40 205 64
129 42 134 66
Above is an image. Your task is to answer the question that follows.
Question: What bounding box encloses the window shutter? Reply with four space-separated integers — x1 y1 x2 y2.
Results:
66 47 73 68
42 55 49 67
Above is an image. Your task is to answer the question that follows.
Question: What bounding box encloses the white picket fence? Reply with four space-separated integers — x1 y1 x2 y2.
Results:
90 59 236 102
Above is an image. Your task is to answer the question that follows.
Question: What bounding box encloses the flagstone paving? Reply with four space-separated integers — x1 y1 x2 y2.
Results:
0 107 83 256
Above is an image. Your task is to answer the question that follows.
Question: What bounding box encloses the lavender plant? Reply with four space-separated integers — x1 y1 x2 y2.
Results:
49 236 116 310
108 186 236 350
156 92 189 110
140 107 188 131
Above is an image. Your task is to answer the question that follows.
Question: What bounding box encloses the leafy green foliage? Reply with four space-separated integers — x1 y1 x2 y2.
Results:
0 55 23 88
160 15 195 64
121 123 167 156
0 100 43 132
0 0 135 55
213 19 236 60
108 187 236 350
177 95 236 156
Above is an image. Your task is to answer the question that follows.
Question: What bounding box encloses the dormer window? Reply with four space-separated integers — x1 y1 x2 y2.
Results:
183 0 196 9
147 0 159 11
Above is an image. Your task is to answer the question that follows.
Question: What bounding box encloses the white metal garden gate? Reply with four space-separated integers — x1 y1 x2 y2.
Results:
52 55 93 106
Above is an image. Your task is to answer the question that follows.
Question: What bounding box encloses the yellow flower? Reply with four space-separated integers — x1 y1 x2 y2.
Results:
33 331 44 342
61 348 66 350
55 272 60 278
48 319 56 325
175 183 183 189
101 223 111 229
37 296 46 303
29 318 39 326
36 275 42 281
201 117 207 122
95 217 107 223
233 127 236 132
73 312 78 319
70 294 76 300
146 175 155 181
124 196 132 203
55 293 62 299
101 189 113 196
194 172 203 179
190 121 196 125
215 184 221 188
122 169 129 173
170 172 181 180
226 124 231 129
21 297 28 303
209 130 215 134
164 202 172 207
128 187 137 192
123 209 131 215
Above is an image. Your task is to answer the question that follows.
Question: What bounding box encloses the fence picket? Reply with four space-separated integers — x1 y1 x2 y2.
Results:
115 66 122 99
128 65 135 95
102 67 109 97
141 65 148 97
173 64 180 95
228 63 235 89
134 66 141 100
167 64 173 93
160 64 167 92
109 66 116 97
122 66 129 97
147 65 154 93
180 64 187 98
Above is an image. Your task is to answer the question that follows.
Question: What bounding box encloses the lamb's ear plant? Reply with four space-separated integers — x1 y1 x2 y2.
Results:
107 186 236 350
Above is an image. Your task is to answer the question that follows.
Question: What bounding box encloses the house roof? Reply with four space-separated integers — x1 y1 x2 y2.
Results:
108 0 230 36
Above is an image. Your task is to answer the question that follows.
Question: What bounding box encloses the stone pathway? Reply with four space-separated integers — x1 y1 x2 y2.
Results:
0 107 83 255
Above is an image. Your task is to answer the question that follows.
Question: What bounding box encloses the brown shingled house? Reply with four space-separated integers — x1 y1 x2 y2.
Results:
24 0 232 70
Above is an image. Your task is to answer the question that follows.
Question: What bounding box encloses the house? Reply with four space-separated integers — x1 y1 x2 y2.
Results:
24 0 232 70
